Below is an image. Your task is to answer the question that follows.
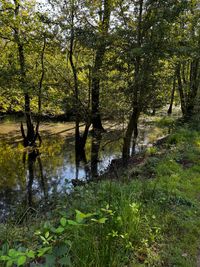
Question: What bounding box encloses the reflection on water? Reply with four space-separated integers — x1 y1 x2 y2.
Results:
0 124 123 221
0 117 170 221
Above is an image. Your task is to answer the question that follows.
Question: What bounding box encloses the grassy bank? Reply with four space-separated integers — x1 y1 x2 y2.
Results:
0 116 200 266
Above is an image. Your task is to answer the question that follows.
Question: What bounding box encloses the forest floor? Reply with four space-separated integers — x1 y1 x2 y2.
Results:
0 114 200 266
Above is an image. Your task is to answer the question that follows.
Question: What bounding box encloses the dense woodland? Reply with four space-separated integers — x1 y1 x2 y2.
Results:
0 0 200 266
0 0 199 155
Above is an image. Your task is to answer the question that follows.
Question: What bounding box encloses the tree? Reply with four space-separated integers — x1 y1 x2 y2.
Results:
117 0 188 160
172 0 200 117
0 0 47 146
90 0 112 131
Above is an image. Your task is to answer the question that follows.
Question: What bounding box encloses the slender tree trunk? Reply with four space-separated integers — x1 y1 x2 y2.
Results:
167 75 176 115
122 0 143 161
68 5 81 154
131 118 139 156
14 0 36 146
186 58 199 116
122 108 139 160
176 63 186 115
91 0 111 131
91 57 104 130
80 123 91 150
68 4 91 154
36 35 46 141
24 93 35 145
17 41 35 146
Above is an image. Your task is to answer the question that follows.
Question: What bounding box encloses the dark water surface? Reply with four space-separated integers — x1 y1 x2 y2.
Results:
0 114 175 221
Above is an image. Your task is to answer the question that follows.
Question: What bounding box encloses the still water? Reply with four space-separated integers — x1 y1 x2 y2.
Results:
0 116 171 221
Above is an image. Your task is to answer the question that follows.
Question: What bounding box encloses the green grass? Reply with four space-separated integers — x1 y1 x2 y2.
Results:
0 116 200 266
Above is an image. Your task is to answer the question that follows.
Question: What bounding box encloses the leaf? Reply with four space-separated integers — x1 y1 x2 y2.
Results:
35 230 41 235
0 255 10 261
101 208 114 215
45 231 50 239
91 217 108 224
17 255 26 266
37 247 51 257
55 226 64 233
8 249 18 257
98 217 108 224
40 236 48 244
60 217 67 227
67 220 79 226
26 250 35 259
75 210 94 223
75 210 86 223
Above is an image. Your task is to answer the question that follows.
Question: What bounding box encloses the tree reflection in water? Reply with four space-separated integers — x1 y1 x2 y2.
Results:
91 131 102 179
0 122 124 220
73 131 103 185
22 147 47 209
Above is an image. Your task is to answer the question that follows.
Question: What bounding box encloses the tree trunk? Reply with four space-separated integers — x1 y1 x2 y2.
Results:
122 0 143 162
69 3 91 154
91 0 111 131
14 0 37 147
167 75 176 115
24 93 35 146
131 118 139 156
68 5 82 155
91 60 104 130
176 63 186 115
186 58 199 116
79 123 91 150
122 108 139 160
36 35 46 140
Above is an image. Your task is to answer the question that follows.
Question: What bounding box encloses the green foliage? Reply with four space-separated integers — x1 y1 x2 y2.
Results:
155 116 175 128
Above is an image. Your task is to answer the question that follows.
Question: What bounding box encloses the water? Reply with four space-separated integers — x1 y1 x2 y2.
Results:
0 114 174 221
0 121 125 221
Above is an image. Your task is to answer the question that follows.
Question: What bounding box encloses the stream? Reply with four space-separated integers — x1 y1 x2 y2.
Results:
0 111 179 222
